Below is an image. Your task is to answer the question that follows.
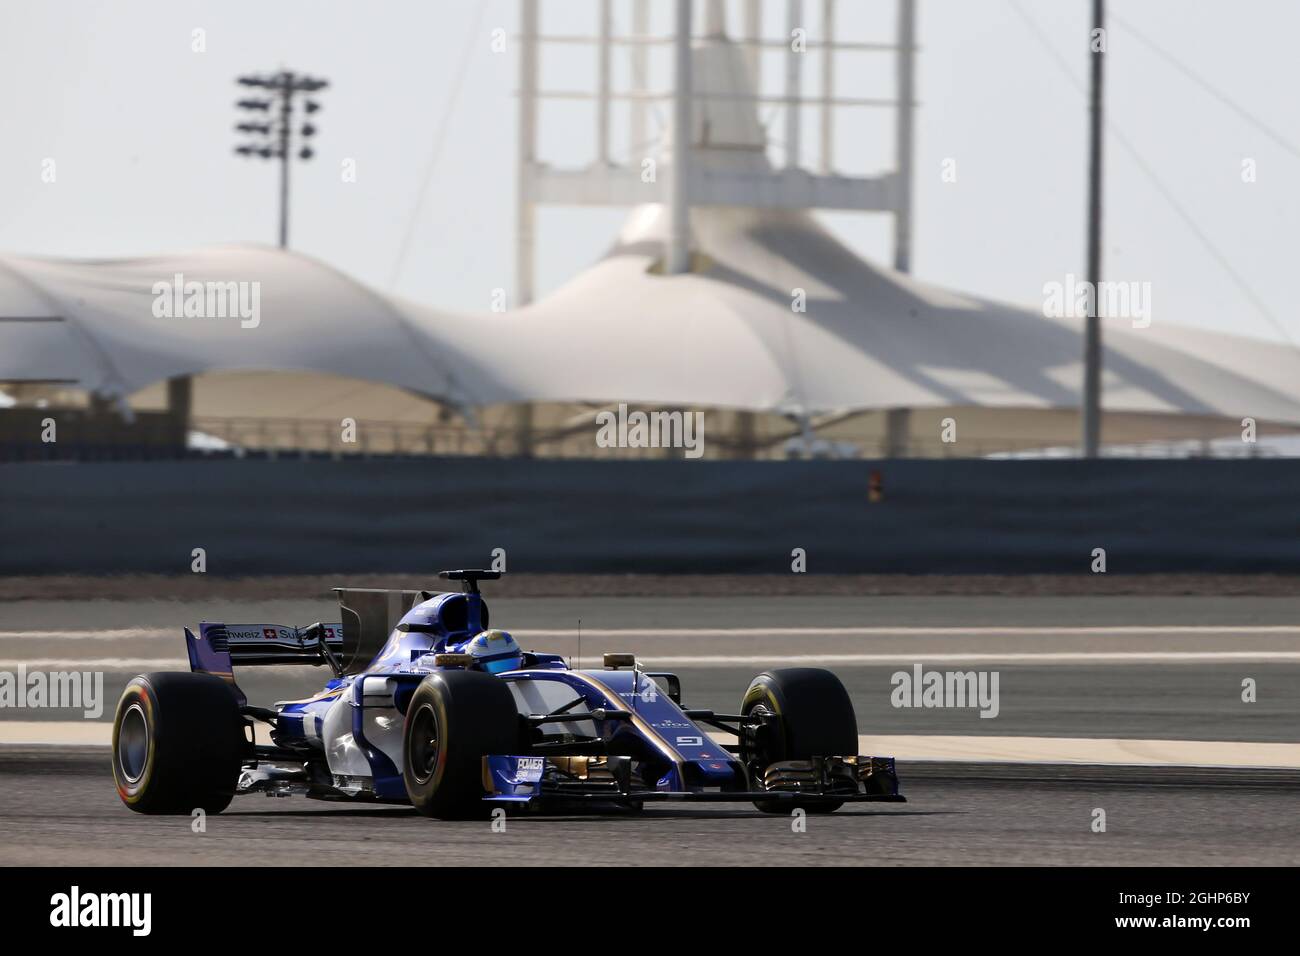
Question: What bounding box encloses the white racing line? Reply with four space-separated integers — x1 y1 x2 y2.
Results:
522 626 1300 637
0 628 180 641
7 624 1300 642
0 658 190 670
854 735 1300 770
600 651 1300 666
4 623 1300 670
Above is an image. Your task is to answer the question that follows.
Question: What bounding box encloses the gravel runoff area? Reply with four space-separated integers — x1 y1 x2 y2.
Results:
3 573 1300 601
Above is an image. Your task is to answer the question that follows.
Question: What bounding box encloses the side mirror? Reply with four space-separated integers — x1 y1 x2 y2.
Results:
644 671 682 705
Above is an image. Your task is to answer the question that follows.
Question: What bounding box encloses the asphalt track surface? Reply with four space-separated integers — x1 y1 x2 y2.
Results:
2 749 1298 866
4 595 1300 740
3 594 1299 865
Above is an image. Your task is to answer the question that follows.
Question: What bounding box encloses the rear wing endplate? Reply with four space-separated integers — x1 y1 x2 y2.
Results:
332 588 427 674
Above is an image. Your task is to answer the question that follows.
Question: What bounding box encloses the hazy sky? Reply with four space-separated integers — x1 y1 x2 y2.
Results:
1 0 1296 346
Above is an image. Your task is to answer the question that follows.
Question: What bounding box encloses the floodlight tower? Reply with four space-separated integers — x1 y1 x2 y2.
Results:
234 70 329 249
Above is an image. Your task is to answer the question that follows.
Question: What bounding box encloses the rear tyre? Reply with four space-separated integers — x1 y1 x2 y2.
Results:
740 668 858 814
402 670 521 820
112 672 246 814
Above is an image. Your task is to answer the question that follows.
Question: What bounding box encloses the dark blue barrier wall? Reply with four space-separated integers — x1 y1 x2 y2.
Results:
1 458 1298 574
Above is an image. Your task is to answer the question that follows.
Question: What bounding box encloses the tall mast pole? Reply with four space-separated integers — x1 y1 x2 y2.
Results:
893 0 915 273
278 71 292 248
667 0 693 274
1082 0 1105 458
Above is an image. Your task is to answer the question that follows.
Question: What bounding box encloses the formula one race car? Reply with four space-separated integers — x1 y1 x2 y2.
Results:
111 570 902 818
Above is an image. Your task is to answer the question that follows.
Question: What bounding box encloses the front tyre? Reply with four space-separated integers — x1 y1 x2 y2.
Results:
112 672 246 814
402 670 521 820
740 668 858 814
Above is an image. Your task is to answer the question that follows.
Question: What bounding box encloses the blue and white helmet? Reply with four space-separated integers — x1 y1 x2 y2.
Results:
458 629 523 674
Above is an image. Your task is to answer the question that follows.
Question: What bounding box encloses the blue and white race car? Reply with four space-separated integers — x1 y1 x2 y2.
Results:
112 570 902 818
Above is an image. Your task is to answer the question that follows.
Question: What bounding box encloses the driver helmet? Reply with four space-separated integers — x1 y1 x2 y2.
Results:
459 629 524 674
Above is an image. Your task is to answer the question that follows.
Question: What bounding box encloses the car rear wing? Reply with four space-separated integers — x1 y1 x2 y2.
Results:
184 623 346 697
185 589 429 690
198 622 345 665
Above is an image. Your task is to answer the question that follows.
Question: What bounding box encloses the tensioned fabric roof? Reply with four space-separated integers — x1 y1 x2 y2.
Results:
5 10 1298 430
2 207 1299 425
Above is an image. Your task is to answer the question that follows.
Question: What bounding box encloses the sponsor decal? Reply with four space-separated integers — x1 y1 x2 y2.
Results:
513 756 545 783
223 624 342 645
226 625 299 644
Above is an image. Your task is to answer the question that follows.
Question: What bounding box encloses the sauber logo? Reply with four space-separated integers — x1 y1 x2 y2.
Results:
225 625 297 644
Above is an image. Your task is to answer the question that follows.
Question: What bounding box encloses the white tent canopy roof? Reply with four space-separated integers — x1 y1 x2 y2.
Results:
3 206 1300 426
0 247 472 406
5 4 1298 431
